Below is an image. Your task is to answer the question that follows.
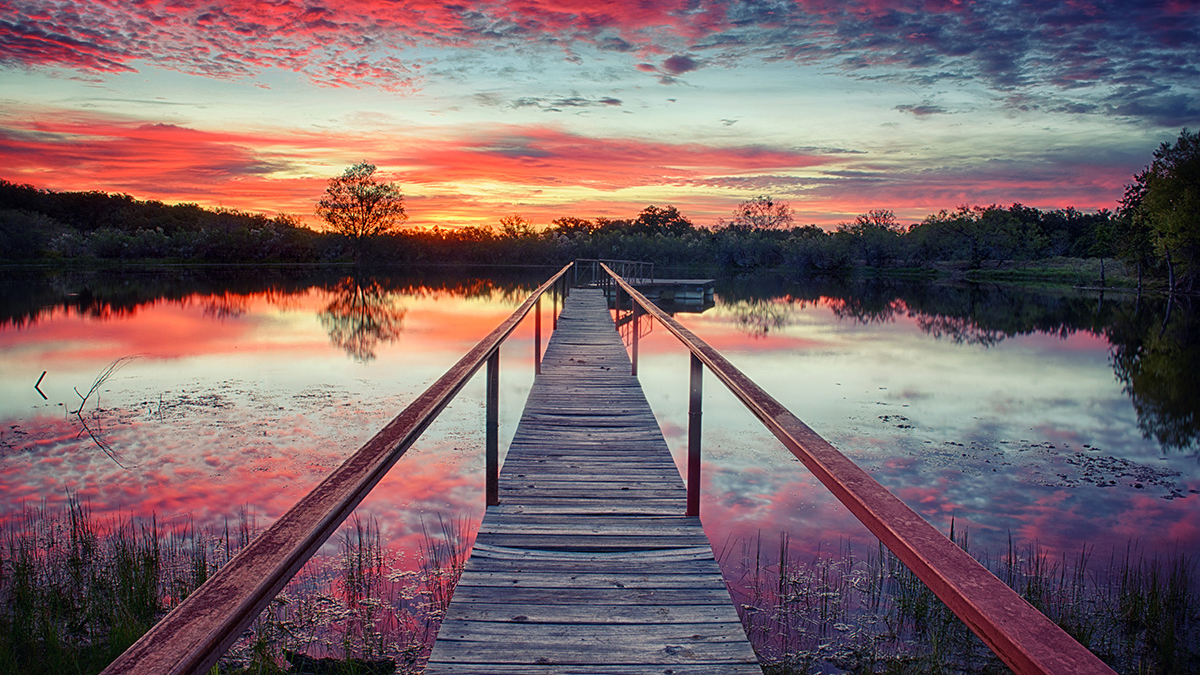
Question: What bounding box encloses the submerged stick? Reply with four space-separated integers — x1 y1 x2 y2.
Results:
73 356 140 468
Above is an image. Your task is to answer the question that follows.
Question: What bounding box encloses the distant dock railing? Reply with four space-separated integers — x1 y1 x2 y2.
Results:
600 262 1115 675
573 258 654 286
100 264 574 675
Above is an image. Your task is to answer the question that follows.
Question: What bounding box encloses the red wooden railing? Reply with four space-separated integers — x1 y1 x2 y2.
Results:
100 264 573 675
602 262 1115 675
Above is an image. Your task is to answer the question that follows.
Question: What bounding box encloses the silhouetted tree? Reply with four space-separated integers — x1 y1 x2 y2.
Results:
1124 128 1200 294
838 209 905 267
548 216 595 235
632 205 693 235
730 195 794 230
316 163 407 262
1115 183 1158 296
499 214 536 237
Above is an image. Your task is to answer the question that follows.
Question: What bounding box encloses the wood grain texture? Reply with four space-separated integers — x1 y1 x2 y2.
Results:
425 289 759 674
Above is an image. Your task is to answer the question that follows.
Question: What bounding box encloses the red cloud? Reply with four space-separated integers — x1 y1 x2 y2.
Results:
0 107 838 225
1 1 731 88
398 126 830 190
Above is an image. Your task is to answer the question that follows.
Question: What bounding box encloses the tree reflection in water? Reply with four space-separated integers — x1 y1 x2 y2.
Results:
715 276 1200 455
1110 295 1200 454
727 299 795 338
318 277 408 362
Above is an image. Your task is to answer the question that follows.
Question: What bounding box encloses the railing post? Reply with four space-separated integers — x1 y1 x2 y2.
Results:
534 296 542 375
631 302 640 376
552 279 558 330
486 349 500 506
687 353 702 517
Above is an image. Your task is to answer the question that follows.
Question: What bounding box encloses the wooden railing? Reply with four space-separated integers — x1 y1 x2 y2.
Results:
574 258 654 286
601 263 1116 675
100 263 573 675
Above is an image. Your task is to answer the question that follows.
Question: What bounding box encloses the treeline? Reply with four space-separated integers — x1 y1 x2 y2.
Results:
0 179 1115 271
2 127 1195 293
0 181 322 263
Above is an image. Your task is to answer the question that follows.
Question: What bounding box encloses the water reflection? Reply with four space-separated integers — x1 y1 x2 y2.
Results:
727 299 794 338
2 267 1198 670
1110 296 1200 454
713 277 1199 454
3 270 1197 459
318 278 408 362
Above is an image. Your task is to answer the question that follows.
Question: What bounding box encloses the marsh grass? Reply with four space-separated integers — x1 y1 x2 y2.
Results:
723 525 1198 674
0 500 468 675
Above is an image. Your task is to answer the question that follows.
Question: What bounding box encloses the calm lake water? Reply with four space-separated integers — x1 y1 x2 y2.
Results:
2 265 1197 633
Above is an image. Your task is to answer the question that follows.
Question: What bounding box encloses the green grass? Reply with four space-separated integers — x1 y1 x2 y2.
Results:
722 525 1198 674
0 500 467 675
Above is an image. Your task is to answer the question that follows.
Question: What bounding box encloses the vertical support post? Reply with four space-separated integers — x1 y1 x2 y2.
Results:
631 302 640 376
534 296 542 375
486 349 500 507
687 353 702 517
552 278 559 330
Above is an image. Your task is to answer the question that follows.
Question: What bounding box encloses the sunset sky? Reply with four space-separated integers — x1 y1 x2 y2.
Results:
2 0 1198 229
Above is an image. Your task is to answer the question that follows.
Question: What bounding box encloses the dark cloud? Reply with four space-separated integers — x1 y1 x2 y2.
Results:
482 93 624 112
1105 91 1200 128
662 54 701 75
2 0 1197 127
895 103 949 117
704 0 1199 126
598 36 635 52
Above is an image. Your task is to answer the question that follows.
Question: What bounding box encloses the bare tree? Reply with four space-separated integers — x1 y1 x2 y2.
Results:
316 162 407 261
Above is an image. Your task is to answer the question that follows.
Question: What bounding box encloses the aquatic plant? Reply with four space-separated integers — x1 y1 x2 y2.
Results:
722 527 1198 674
0 499 468 675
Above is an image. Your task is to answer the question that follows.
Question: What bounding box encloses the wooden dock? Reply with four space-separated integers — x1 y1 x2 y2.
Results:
425 288 759 674
603 278 715 312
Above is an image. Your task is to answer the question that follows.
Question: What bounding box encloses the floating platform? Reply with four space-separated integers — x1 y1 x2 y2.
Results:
603 278 715 312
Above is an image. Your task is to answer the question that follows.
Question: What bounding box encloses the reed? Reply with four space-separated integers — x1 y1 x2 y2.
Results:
722 525 1198 674
0 500 469 675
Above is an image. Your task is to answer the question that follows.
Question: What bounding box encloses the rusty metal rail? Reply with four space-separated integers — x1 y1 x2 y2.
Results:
101 263 573 675
601 263 1115 675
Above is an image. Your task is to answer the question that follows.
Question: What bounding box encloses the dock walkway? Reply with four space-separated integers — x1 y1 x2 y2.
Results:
425 288 758 674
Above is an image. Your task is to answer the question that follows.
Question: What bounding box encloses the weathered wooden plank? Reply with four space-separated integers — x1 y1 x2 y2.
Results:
423 665 760 675
478 518 705 535
434 620 752 642
454 572 728 589
429 640 758 666
444 588 737 605
428 602 737 624
426 288 757 673
467 543 718 562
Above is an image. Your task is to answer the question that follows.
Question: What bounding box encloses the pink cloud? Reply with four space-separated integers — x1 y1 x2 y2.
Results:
0 1 733 89
399 125 830 189
0 107 838 225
